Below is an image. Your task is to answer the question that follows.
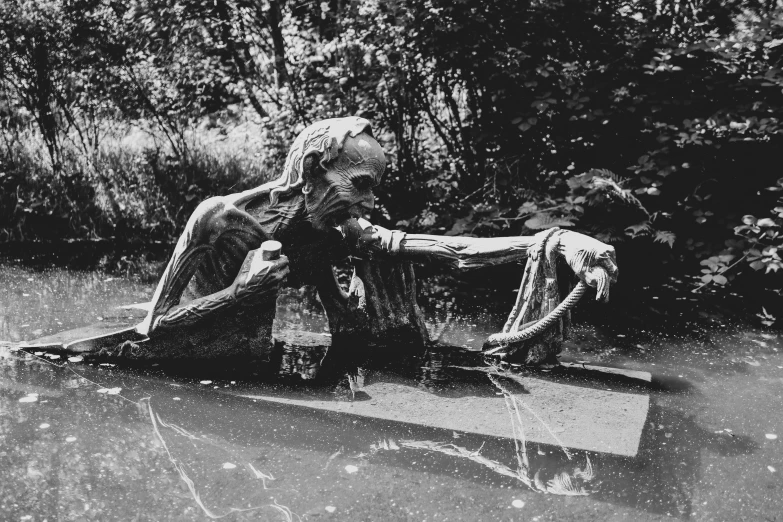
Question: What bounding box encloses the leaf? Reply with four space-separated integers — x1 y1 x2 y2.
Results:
756 218 778 228
524 214 574 230
654 231 676 248
625 222 651 236
712 275 728 285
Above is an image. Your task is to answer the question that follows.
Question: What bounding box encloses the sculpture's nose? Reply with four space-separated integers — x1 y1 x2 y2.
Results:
360 191 375 213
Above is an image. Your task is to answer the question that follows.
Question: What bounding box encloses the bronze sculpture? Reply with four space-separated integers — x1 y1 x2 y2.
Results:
125 116 617 367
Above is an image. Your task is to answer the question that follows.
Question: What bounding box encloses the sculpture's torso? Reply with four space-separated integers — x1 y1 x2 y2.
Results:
180 191 348 303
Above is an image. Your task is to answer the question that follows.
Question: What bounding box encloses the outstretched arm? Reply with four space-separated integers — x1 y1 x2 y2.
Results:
393 233 535 270
347 219 618 301
340 217 533 269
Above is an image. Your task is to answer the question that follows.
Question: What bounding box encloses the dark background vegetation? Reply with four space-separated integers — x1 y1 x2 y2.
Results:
1 0 782 326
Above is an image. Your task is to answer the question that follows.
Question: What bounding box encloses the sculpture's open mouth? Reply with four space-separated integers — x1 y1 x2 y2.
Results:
327 208 366 228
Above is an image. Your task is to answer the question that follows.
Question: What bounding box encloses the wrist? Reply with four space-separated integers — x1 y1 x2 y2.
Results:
380 228 407 255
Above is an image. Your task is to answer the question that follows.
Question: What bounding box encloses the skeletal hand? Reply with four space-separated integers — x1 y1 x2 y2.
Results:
338 218 403 257
556 230 618 301
232 251 290 299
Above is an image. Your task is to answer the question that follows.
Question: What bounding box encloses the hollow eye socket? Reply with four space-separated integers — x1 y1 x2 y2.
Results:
352 177 372 190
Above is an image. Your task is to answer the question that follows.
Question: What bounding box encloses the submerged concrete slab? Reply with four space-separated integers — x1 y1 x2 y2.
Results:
18 317 650 457
236 371 650 457
20 321 142 352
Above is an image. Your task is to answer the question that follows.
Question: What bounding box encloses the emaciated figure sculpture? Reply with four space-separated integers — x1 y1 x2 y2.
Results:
130 117 617 367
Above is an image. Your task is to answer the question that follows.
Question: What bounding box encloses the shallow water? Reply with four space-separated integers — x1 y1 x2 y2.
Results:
0 261 781 521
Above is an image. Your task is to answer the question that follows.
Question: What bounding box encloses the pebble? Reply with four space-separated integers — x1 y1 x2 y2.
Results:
68 356 83 363
39 423 50 429
222 463 237 469
512 499 525 508
19 394 38 403
200 380 213 385
344 465 359 474
769 466 777 473
65 436 77 442
766 433 778 440
325 506 336 513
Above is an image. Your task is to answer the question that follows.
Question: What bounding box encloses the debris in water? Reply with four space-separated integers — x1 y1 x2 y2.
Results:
200 380 213 385
19 394 38 403
68 356 83 362
45 354 60 359
222 462 237 469
512 499 525 508
769 466 777 473
325 506 336 513
324 448 342 469
97 387 122 394
173 397 181 401
248 463 275 487
344 464 359 474
39 423 50 429
766 433 778 440
65 437 77 442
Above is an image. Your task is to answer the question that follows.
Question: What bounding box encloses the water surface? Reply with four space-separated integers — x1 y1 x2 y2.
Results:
1 261 781 521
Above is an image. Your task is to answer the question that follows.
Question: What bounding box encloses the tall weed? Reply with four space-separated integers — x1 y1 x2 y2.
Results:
0 122 282 243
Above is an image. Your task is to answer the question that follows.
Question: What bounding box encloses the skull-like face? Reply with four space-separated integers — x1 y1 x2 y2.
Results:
304 132 386 231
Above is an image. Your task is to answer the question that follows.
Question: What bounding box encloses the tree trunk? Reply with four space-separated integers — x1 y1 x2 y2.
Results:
32 36 59 168
267 0 290 87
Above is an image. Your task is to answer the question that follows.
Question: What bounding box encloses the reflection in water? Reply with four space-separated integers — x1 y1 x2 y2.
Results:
145 398 283 519
1 262 782 520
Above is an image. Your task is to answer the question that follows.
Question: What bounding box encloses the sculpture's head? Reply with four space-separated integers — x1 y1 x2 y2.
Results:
267 117 386 231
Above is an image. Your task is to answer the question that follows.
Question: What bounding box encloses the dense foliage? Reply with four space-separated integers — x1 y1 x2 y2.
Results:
1 0 782 322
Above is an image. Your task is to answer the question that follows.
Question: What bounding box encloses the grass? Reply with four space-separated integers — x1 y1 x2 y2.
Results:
0 121 286 243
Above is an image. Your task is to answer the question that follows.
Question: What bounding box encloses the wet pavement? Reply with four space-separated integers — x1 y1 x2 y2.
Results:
0 261 781 521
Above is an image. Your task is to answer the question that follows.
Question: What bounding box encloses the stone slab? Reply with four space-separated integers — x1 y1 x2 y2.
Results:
18 317 651 457
234 371 650 457
20 321 143 352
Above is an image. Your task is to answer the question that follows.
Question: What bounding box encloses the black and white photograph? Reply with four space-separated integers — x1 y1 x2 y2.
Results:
0 0 781 520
